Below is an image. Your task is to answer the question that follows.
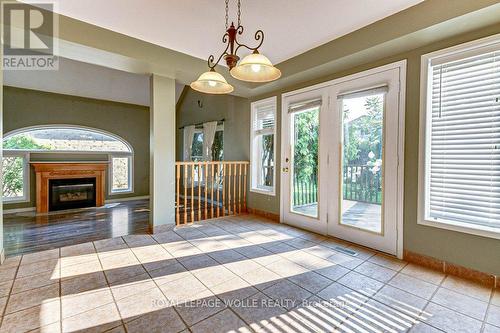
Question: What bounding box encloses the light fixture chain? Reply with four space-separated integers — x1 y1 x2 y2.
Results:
237 0 241 26
225 0 229 30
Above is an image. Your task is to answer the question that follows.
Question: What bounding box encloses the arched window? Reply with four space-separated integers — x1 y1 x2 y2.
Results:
3 125 134 202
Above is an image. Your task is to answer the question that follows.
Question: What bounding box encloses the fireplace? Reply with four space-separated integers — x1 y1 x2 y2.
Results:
49 178 97 211
31 162 107 213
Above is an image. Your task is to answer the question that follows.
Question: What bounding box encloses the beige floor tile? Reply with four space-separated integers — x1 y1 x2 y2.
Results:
487 304 500 327
431 287 488 320
368 253 407 271
60 259 102 280
493 290 500 306
231 292 287 332
409 322 443 332
60 242 95 257
207 249 246 264
224 258 262 276
0 279 13 297
174 291 225 326
110 275 156 301
354 261 398 283
59 253 99 268
61 271 108 296
148 262 189 286
483 324 500 333
6 283 59 314
105 264 147 285
287 271 333 294
159 273 208 303
337 271 384 296
401 264 445 285
423 302 482 333
191 308 250 333
314 264 350 281
93 237 127 252
27 321 62 333
125 307 186 333
21 249 59 266
178 254 218 271
61 287 115 319
389 273 438 299
122 234 156 247
316 282 357 302
115 286 168 322
1 256 21 268
0 300 60 333
16 259 60 279
62 302 121 333
265 258 308 278
262 280 312 310
441 275 492 302
152 231 184 245
209 276 259 303
12 270 57 295
240 266 281 291
192 265 238 288
373 285 428 313
327 251 364 269
0 267 17 284
99 251 139 270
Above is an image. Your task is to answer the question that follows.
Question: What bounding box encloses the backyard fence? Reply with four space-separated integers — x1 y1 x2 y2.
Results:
293 165 382 207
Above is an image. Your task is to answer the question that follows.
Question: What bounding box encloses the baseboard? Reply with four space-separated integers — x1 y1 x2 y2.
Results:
403 249 499 288
3 207 36 214
247 207 280 222
105 195 150 204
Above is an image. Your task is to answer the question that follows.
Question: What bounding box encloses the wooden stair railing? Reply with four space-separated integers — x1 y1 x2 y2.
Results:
175 161 249 225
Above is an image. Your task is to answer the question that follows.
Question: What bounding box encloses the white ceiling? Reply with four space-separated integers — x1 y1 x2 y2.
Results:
4 57 186 106
47 0 424 65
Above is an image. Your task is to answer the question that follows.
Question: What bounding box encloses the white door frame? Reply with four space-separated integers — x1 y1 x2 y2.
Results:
280 60 406 258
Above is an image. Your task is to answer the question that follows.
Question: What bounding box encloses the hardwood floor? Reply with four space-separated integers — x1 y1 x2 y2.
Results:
3 199 151 257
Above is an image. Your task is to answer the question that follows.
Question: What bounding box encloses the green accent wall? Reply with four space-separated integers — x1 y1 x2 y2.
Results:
3 86 150 209
249 24 500 275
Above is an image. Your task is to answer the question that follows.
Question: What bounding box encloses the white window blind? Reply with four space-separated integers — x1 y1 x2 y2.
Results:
427 49 500 228
253 103 275 135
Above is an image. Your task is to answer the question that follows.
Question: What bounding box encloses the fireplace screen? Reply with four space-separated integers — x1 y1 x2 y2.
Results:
49 178 97 211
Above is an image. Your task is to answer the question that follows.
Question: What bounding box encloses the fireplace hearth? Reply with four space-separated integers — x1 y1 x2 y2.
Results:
49 178 97 211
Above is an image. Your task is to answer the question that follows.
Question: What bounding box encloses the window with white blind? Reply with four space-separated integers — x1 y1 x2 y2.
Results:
418 34 500 238
251 96 277 195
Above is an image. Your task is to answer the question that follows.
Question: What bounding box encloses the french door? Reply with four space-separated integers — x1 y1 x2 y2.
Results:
281 63 405 256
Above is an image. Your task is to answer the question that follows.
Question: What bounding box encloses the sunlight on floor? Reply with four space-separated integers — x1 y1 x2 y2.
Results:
0 215 495 332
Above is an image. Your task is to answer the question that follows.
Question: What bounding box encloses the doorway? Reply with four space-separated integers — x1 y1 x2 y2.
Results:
281 62 405 256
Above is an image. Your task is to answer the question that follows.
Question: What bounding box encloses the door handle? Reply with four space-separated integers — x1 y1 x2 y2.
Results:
282 167 289 173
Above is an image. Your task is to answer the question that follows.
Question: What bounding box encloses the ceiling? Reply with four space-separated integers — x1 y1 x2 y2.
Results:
47 0 424 65
4 57 186 106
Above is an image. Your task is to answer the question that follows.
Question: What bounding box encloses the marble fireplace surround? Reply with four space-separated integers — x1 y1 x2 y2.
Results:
31 162 108 213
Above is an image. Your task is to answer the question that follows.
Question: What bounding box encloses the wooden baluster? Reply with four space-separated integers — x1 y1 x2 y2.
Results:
183 164 188 224
227 163 232 215
217 163 221 217
210 163 214 218
191 164 195 223
243 163 247 212
204 163 208 220
238 163 242 214
196 164 201 221
233 163 237 214
176 164 180 225
222 163 226 216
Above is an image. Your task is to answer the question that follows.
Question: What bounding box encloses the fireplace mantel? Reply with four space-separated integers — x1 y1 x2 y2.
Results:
31 162 108 213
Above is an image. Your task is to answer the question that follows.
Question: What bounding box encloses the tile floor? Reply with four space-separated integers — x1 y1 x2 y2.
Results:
0 214 498 333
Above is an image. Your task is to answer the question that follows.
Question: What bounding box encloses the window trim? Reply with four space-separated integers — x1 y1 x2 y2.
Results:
108 154 134 195
418 33 500 240
2 151 30 203
250 96 277 196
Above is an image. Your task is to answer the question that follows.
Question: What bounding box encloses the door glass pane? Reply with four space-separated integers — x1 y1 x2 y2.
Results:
291 107 319 217
341 93 384 233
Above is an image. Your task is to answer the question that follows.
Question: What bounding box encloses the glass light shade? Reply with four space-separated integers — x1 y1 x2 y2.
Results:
190 70 234 94
230 53 281 82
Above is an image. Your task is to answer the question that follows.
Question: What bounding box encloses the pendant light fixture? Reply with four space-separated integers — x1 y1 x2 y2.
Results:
190 0 281 94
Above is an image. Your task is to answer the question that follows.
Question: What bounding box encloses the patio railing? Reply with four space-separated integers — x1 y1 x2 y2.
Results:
175 161 249 225
293 165 382 207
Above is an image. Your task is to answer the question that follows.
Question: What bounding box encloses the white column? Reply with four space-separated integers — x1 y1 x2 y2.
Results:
150 74 176 232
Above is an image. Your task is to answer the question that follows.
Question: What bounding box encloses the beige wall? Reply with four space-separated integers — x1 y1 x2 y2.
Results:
3 86 150 209
249 24 500 275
